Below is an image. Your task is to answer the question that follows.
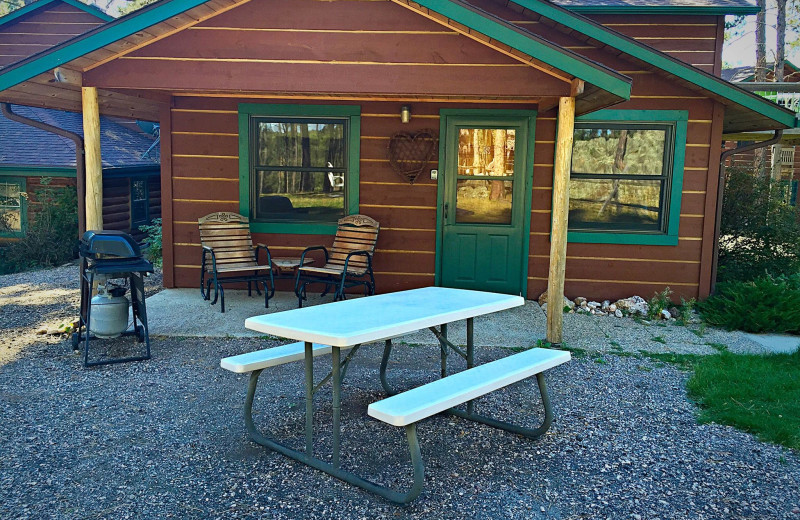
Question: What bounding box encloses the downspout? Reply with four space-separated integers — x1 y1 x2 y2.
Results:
711 130 783 293
0 103 86 236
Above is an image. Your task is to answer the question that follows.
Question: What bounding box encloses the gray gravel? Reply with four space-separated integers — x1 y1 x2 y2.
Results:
1 267 799 519
0 261 162 364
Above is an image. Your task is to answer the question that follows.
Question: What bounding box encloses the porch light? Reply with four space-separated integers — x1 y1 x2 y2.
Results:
400 105 411 123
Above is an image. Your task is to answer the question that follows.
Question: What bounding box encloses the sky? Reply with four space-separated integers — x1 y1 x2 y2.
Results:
721 11 800 68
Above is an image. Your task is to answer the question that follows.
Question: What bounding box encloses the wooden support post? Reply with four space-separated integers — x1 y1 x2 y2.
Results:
546 95 576 345
82 86 103 231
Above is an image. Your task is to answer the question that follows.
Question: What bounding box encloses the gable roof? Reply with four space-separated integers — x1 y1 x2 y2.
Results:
502 0 796 131
0 0 635 116
552 0 759 14
0 105 159 169
0 0 112 30
0 0 793 132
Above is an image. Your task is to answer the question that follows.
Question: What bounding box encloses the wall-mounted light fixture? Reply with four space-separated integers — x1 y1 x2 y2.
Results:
400 105 411 124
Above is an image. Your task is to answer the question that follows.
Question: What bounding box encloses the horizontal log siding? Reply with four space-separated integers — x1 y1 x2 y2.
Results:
528 93 716 301
0 2 105 67
167 97 532 291
87 0 567 97
470 1 723 74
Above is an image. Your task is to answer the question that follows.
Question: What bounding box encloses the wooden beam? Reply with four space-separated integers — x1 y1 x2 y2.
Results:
546 96 576 345
82 86 103 231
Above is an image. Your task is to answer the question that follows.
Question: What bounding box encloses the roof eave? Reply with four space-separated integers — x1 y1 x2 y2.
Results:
511 0 796 131
565 5 760 15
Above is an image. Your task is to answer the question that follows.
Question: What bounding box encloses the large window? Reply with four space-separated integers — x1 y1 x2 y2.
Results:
0 177 25 236
567 110 688 246
239 104 360 234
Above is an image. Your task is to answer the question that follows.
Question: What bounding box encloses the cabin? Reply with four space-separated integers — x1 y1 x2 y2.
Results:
0 0 796 340
722 61 800 188
0 104 160 239
0 0 160 240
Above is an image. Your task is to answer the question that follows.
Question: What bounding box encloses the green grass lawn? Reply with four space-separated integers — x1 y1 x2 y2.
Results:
687 349 800 451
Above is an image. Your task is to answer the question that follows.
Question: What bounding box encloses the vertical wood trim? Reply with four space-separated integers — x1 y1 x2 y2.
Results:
713 16 725 77
698 101 725 298
546 96 575 345
81 86 103 230
160 100 176 288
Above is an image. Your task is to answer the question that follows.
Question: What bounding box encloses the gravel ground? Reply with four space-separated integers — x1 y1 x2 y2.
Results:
1 266 799 519
0 261 162 365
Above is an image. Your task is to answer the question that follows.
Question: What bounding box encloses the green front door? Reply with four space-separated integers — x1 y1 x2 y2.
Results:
438 112 535 295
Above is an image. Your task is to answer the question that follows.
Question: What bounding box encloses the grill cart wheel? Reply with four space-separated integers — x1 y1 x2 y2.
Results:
71 332 80 351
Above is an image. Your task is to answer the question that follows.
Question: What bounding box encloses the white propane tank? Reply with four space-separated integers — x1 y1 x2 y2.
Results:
89 288 129 338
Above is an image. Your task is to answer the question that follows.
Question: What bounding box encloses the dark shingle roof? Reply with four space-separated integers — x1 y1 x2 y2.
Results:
553 0 757 10
0 105 159 169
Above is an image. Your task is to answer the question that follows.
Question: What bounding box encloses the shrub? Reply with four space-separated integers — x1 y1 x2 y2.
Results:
139 218 162 268
0 179 78 274
646 287 672 320
698 274 800 333
718 167 800 282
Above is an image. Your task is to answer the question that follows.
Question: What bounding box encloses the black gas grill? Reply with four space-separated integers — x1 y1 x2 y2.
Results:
74 230 154 367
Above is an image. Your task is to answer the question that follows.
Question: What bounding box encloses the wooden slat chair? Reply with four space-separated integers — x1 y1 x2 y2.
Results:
294 214 379 307
199 212 274 313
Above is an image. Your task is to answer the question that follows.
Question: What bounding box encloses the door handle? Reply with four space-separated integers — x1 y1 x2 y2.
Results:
443 202 448 219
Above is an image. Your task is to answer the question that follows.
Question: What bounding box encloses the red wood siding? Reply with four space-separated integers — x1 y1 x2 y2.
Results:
165 97 532 291
145 0 725 299
0 1 105 68
85 0 569 98
588 15 723 75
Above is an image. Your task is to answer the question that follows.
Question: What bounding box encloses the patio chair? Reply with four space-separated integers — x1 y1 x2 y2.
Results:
199 212 274 313
294 214 379 307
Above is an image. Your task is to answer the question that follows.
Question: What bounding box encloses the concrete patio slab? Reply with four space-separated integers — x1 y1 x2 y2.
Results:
743 333 800 354
144 288 773 355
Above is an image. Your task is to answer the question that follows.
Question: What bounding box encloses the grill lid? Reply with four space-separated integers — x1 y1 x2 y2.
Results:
80 230 142 259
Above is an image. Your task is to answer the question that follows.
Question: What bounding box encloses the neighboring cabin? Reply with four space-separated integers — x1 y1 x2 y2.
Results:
0 105 160 239
0 0 795 302
721 61 800 186
0 0 160 241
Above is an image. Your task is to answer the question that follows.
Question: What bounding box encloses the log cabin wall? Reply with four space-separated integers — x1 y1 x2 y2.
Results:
470 0 725 300
93 0 728 299
167 96 534 291
0 1 105 68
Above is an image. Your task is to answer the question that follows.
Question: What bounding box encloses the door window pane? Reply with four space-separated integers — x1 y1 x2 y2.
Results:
457 128 515 177
456 179 513 224
569 178 662 230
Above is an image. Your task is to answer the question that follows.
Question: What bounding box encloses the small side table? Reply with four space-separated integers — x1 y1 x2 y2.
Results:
271 257 314 281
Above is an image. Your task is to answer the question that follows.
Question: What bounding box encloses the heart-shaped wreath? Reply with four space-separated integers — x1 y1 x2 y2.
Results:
387 129 439 184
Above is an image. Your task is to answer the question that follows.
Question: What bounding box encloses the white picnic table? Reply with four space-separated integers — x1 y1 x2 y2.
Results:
224 287 568 503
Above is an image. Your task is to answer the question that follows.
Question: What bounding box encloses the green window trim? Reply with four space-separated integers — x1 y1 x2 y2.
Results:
566 110 688 246
0 176 27 238
238 103 360 235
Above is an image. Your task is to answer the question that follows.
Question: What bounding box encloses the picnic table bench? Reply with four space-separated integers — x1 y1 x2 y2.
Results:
220 287 570 504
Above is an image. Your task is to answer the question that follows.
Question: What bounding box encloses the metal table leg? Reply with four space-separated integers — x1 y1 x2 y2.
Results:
305 341 314 456
331 347 341 467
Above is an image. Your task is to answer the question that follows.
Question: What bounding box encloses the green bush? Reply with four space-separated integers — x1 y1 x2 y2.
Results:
139 218 162 268
698 274 800 333
718 167 800 282
0 179 79 274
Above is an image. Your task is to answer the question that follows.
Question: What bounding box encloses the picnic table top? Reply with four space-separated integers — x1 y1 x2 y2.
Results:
244 286 524 347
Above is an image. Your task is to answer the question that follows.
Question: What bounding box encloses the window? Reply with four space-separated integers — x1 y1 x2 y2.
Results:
130 177 150 228
567 110 688 246
239 104 360 234
0 177 25 236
